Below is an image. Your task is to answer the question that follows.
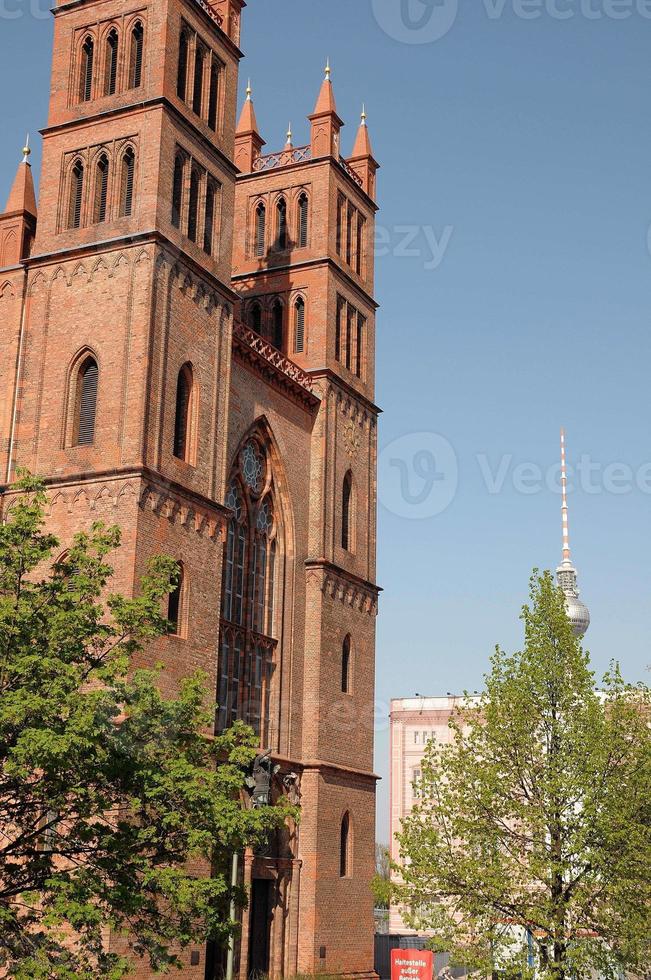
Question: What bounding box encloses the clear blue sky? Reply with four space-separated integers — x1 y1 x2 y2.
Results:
2 1 650 843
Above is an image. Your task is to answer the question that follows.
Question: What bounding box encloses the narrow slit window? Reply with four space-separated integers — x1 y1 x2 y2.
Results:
129 22 144 89
192 46 205 116
249 302 262 335
346 205 353 266
271 301 284 350
208 61 219 131
342 635 351 694
335 298 344 362
294 297 305 354
187 169 200 243
356 216 365 275
298 193 309 248
173 364 193 461
356 314 365 379
340 813 351 877
76 357 98 446
275 197 288 251
342 471 352 551
204 182 215 255
177 30 189 100
94 155 109 224
104 30 118 97
336 195 344 255
167 564 184 635
119 148 135 217
172 154 184 229
255 202 266 257
80 37 94 102
69 161 84 230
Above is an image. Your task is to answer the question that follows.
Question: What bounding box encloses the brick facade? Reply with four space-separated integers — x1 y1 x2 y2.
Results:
0 2 380 976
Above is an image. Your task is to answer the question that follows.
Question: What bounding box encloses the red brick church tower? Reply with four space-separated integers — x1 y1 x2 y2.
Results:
0 2 380 977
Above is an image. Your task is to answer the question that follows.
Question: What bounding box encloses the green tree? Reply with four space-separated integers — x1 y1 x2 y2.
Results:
395 571 651 980
0 476 291 979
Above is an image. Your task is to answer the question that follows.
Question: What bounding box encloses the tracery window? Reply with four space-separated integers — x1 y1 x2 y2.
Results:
217 438 279 740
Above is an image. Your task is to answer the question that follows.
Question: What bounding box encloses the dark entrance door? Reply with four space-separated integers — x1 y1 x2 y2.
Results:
248 879 272 976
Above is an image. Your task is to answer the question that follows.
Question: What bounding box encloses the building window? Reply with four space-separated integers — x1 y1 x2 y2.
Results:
177 30 189 100
356 216 365 275
217 437 279 739
275 197 288 251
129 21 144 89
93 154 109 224
340 813 351 877
104 30 119 97
342 471 353 551
75 356 99 446
79 36 94 102
187 168 200 243
336 195 344 255
172 154 184 229
167 563 185 636
173 363 194 462
346 205 354 266
355 313 365 379
294 297 305 354
119 148 135 217
192 45 205 116
412 769 422 799
204 181 216 255
249 302 262 335
298 192 309 248
342 635 351 694
271 300 284 351
208 61 220 130
254 202 266 257
69 160 84 230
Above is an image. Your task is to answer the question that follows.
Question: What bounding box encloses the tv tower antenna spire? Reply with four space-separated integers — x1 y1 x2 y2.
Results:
556 428 590 637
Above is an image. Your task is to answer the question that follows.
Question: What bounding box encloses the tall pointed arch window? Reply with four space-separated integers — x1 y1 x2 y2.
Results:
342 470 353 551
342 635 352 694
294 297 305 354
271 300 284 351
208 61 220 131
104 30 118 97
119 148 135 217
80 36 94 102
275 197 288 251
173 363 195 463
298 192 309 248
69 160 84 230
249 302 262 336
129 21 144 89
74 355 99 446
218 438 280 740
204 180 216 255
192 45 205 116
172 154 184 229
254 202 266 257
340 812 351 877
93 154 109 224
177 30 189 100
167 563 186 637
187 168 200 243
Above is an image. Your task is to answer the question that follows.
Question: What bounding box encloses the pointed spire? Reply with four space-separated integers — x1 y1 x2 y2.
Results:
236 79 261 137
351 103 374 159
234 80 265 174
555 428 590 637
312 58 339 117
560 427 571 563
4 137 37 218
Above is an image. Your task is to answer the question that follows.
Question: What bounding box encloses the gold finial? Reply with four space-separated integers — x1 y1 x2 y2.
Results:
286 122 293 147
325 58 331 81
246 79 252 100
361 104 367 126
22 134 31 164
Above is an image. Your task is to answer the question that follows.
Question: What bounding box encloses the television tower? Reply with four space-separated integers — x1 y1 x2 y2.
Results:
556 429 590 637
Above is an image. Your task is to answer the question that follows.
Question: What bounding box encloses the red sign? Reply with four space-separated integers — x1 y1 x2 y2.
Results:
391 948 434 980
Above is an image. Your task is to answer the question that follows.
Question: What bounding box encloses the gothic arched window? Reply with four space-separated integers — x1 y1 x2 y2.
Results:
167 562 185 637
119 148 135 217
69 160 84 230
254 202 266 257
173 363 195 462
104 29 118 96
129 21 144 89
275 196 288 251
342 471 353 551
294 297 305 354
193 45 205 117
177 30 189 100
298 192 309 248
208 60 220 131
204 180 216 255
172 154 184 229
342 635 352 694
93 154 109 224
271 300 284 351
249 302 262 335
187 167 200 243
218 438 279 739
74 356 99 446
340 812 351 877
80 36 94 102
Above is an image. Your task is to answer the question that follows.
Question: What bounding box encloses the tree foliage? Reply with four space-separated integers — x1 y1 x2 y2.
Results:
395 572 651 980
0 476 291 978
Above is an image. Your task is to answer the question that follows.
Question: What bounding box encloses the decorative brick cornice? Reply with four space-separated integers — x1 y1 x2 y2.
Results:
232 320 321 412
304 559 381 616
